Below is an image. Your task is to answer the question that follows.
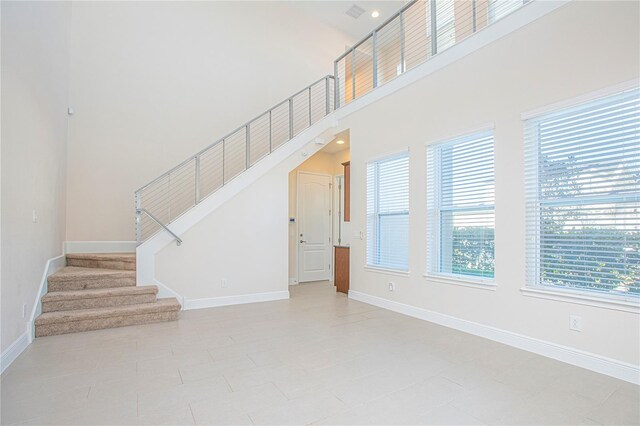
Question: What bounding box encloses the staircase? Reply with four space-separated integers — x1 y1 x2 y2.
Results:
35 253 180 337
133 0 529 247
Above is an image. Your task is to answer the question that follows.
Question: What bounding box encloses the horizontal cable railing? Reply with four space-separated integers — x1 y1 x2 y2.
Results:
135 0 527 245
334 0 528 107
135 75 335 244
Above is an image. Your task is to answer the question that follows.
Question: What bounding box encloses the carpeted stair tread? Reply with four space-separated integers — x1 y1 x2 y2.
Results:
35 298 181 326
49 266 135 282
41 285 160 313
65 252 136 262
42 285 158 302
47 266 136 291
66 252 136 271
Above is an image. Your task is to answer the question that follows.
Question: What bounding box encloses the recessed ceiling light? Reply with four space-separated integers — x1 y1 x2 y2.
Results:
371 10 380 18
336 140 345 145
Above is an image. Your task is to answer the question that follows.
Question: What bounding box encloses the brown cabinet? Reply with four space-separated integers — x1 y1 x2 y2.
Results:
342 161 350 222
334 246 350 294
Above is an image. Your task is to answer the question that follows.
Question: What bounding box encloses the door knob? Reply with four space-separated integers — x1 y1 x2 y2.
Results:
300 240 306 243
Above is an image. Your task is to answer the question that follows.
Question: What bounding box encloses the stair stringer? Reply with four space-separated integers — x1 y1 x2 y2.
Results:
136 114 342 303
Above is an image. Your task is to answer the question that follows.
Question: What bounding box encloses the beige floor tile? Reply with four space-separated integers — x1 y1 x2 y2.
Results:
249 390 347 425
1 386 91 425
494 354 577 394
449 379 531 424
137 406 196 425
551 367 624 403
178 354 255 384
587 383 640 426
417 402 487 425
190 404 254 426
315 394 424 425
189 382 287 423
329 368 422 407
1 281 637 426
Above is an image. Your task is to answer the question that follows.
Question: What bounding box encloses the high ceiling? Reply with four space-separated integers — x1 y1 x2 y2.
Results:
287 1 407 42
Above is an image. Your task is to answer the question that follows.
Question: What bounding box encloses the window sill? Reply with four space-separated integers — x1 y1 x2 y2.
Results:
364 266 410 277
423 273 497 291
520 287 640 314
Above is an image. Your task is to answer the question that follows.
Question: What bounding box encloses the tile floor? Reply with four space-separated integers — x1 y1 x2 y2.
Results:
1 281 638 425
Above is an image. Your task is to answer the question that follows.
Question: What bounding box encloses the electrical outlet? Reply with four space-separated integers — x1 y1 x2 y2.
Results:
22 304 27 318
32 209 38 223
388 282 395 292
569 315 582 331
221 279 227 288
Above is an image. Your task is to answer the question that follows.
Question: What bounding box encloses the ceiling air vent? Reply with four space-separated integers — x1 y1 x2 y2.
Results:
345 4 366 19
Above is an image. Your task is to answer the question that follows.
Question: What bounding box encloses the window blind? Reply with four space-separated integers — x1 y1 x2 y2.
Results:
427 131 495 280
367 153 409 271
488 0 526 24
524 88 640 297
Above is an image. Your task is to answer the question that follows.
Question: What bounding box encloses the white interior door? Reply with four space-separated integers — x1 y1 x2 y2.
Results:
298 172 332 282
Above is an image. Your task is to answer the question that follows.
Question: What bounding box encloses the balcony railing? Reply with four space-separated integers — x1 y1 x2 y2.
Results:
334 0 527 107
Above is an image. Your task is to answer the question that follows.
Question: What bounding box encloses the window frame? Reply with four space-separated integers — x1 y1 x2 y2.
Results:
366 150 410 273
425 129 496 286
488 0 527 24
523 85 640 306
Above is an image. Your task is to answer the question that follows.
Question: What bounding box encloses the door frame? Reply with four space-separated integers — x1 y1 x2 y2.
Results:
332 174 345 286
296 170 333 283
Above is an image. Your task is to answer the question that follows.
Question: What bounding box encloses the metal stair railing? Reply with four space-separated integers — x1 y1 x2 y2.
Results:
135 75 335 244
135 0 528 246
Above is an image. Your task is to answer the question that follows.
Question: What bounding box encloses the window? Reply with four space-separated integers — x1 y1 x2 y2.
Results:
427 131 495 281
367 152 409 271
488 0 525 24
524 88 640 298
435 0 456 52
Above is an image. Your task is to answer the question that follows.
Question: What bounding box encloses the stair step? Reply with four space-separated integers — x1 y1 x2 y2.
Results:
66 252 136 271
41 286 158 313
35 298 181 337
48 266 136 291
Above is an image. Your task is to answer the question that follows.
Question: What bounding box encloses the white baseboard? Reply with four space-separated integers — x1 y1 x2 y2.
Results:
64 241 136 254
184 290 290 310
1 331 30 375
349 290 640 385
29 254 66 342
154 279 185 307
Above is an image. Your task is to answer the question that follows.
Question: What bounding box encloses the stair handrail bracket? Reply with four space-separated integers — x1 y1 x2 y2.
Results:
136 208 183 246
135 75 335 245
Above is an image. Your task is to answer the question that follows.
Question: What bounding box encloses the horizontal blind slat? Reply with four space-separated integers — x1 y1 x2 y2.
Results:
367 153 409 271
427 131 495 280
525 87 640 297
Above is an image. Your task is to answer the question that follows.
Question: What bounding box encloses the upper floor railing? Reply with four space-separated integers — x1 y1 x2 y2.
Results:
135 0 527 245
334 0 527 107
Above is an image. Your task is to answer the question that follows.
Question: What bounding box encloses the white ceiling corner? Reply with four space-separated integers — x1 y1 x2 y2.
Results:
287 1 408 42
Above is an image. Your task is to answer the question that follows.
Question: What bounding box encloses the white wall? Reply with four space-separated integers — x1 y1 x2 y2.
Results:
1 1 70 351
342 1 639 366
154 140 344 301
65 1 354 241
155 166 289 301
